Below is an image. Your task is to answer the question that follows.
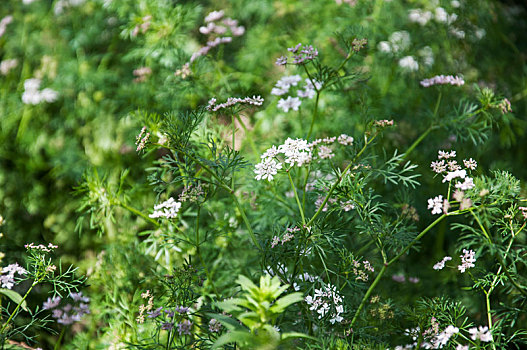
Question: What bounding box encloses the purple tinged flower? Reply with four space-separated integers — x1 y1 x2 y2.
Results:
148 307 163 318
177 320 193 335
288 43 302 53
42 296 62 310
70 292 90 303
392 274 406 283
175 306 190 314
164 309 175 318
275 56 287 66
161 322 175 330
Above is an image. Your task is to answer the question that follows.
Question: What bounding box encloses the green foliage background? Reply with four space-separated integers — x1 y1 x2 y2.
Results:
0 0 526 348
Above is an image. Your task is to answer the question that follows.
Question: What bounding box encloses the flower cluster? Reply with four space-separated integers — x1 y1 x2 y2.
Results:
468 325 492 342
498 98 512 114
144 304 193 334
399 56 419 71
428 150 477 214
351 260 375 282
0 58 18 75
0 263 27 289
149 197 182 219
420 75 465 87
206 95 264 112
21 78 59 105
305 284 344 324
377 31 411 54
433 256 452 270
255 135 355 182
43 292 91 325
0 15 13 38
133 67 152 83
137 290 154 323
131 15 152 37
135 126 150 152
174 10 244 78
408 7 457 26
270 227 299 248
430 325 459 348
272 75 322 112
209 318 222 333
458 249 476 273
391 274 419 284
275 43 319 66
179 183 205 203
24 242 58 252
199 10 245 36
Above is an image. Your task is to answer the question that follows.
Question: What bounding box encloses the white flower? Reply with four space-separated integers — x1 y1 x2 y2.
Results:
434 7 448 23
317 145 334 159
0 59 18 75
24 78 41 91
377 41 392 53
438 150 456 159
338 134 354 145
455 177 474 191
408 9 433 26
431 325 459 348
418 46 434 67
468 326 492 342
204 10 224 23
305 284 344 324
277 96 302 112
431 160 447 173
442 169 466 183
398 56 419 71
458 249 476 273
254 157 283 181
427 195 443 215
0 263 28 290
463 158 477 170
40 88 59 103
389 31 411 52
456 345 469 350
149 198 182 219
260 145 280 159
433 256 452 270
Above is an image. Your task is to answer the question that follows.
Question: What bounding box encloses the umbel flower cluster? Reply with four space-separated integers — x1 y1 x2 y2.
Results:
275 42 319 66
254 135 354 181
305 283 344 324
42 292 91 325
271 75 322 112
149 197 182 219
0 263 27 289
427 150 477 215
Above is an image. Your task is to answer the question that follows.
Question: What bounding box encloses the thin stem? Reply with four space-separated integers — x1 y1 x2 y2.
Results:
53 327 65 350
233 195 261 250
350 264 387 328
287 170 306 226
119 202 160 228
387 214 447 265
0 280 37 334
483 290 497 350
307 134 377 226
307 91 320 140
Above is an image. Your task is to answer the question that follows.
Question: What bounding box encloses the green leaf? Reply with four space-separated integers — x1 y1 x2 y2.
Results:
0 289 28 311
270 292 304 313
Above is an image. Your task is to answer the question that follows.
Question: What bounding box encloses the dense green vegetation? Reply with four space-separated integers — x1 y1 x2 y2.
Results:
1 0 526 349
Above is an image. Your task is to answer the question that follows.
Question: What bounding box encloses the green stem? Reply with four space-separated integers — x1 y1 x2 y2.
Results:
287 170 306 226
307 92 320 140
54 327 66 350
233 195 261 250
0 280 37 334
350 264 386 328
306 134 377 226
483 290 497 350
195 206 219 296
119 202 160 227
